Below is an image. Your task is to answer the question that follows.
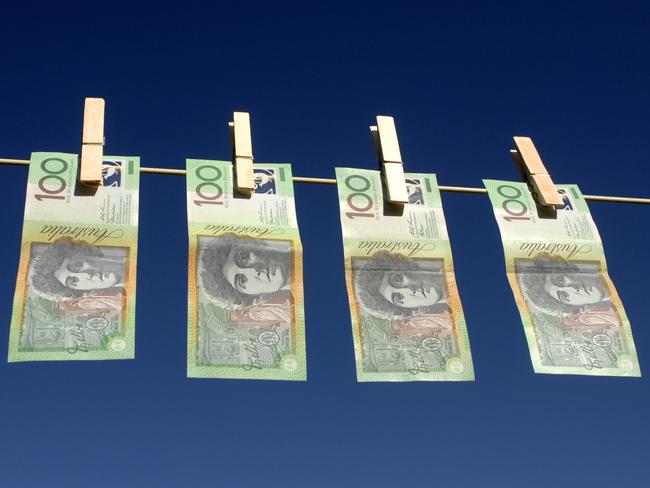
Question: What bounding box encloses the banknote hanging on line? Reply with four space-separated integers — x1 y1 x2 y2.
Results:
484 179 641 377
9 152 140 361
186 160 306 380
337 168 474 381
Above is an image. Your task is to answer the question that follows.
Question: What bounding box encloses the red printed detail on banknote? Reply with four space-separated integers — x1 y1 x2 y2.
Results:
562 304 620 328
230 294 292 326
394 312 453 333
56 291 123 315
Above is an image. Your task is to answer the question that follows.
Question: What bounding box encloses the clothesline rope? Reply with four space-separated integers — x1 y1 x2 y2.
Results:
1 157 648 205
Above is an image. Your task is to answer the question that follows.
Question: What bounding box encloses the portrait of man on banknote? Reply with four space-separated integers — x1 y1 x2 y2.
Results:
516 255 617 321
198 235 292 309
28 237 127 300
353 252 449 320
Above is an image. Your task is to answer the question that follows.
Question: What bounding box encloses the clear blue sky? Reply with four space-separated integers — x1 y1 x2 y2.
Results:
1 2 649 487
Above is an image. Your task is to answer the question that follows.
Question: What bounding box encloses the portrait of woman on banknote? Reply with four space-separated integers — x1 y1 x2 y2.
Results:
353 251 449 320
516 254 619 325
28 237 127 300
198 235 293 311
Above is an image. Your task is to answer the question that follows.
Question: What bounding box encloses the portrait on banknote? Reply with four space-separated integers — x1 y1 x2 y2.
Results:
516 255 617 319
198 234 294 319
28 237 127 301
19 237 128 352
515 254 629 368
351 251 462 374
195 234 296 369
353 251 449 319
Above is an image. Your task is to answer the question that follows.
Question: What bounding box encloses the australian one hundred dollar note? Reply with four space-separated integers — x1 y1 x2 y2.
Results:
9 152 140 361
485 179 640 376
186 160 306 380
337 168 474 381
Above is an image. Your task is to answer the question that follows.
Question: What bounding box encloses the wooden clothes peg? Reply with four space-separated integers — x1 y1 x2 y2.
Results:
510 136 563 207
80 97 105 186
370 115 409 205
229 112 255 194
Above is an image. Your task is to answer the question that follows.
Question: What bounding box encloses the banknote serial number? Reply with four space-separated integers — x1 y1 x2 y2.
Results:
193 164 225 206
497 184 531 222
343 174 375 219
34 157 68 202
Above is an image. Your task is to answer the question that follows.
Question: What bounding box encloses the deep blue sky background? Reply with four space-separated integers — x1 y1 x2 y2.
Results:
1 2 649 487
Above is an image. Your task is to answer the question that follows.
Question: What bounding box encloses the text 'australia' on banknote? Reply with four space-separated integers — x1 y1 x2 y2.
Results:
337 168 474 381
9 152 140 362
484 179 640 377
186 160 306 380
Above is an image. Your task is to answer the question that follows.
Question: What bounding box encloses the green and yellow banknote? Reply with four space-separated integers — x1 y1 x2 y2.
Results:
9 152 140 362
337 168 474 381
186 160 306 380
485 179 640 376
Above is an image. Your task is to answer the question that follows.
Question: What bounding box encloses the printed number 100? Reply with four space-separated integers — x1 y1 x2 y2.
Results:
34 158 68 201
344 175 375 219
194 165 224 206
497 184 531 222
